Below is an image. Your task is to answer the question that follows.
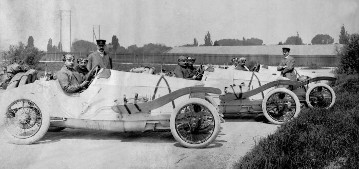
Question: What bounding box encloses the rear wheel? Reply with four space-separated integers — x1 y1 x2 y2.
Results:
262 88 301 125
306 83 336 109
170 98 220 148
1 97 50 144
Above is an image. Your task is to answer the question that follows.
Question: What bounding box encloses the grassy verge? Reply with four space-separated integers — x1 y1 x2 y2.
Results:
233 74 359 168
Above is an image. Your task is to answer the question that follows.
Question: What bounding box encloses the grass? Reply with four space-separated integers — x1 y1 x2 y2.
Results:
233 74 359 169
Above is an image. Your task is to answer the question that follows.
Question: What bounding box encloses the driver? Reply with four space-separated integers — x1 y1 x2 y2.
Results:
174 55 190 78
57 54 90 93
235 57 249 71
277 47 295 81
186 57 203 80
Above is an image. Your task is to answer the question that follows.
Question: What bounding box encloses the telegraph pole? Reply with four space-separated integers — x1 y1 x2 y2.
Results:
99 25 101 39
59 10 71 51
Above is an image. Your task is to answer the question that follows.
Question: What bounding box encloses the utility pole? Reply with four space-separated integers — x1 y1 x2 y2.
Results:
93 25 100 42
99 25 101 39
70 10 71 51
59 10 71 51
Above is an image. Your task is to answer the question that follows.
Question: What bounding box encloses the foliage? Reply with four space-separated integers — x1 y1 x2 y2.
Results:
311 34 334 44
284 32 303 45
47 38 63 52
2 42 45 68
213 40 220 46
71 40 97 54
194 38 198 46
27 36 34 48
204 31 213 46
214 38 263 46
337 34 359 74
339 25 349 45
111 35 120 52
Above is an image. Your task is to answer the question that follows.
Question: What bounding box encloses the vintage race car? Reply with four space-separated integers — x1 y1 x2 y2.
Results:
201 65 336 124
0 69 222 148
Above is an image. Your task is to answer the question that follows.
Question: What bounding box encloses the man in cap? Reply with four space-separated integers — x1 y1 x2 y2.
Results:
186 56 203 80
235 57 249 71
173 55 190 78
277 47 296 81
87 39 113 71
75 58 89 76
57 54 91 93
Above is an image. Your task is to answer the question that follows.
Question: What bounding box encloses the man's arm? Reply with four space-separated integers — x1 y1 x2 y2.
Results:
87 55 92 71
277 60 285 71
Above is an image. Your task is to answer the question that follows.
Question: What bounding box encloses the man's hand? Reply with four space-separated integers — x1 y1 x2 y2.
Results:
80 81 89 88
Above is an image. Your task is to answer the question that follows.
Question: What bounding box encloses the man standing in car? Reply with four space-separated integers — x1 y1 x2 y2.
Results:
87 39 113 71
277 47 296 81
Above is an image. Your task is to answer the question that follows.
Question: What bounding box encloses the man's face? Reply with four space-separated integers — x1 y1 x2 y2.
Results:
178 59 187 66
283 50 289 57
79 60 88 68
98 45 105 52
64 55 75 68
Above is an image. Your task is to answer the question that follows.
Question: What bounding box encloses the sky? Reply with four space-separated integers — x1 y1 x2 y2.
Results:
0 0 358 51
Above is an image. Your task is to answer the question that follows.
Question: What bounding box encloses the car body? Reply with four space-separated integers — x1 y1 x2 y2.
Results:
0 69 222 148
200 65 336 124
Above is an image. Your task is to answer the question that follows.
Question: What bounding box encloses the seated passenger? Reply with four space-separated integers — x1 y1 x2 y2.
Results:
186 57 203 80
75 58 89 76
57 54 90 93
277 47 296 81
174 56 190 79
235 57 249 71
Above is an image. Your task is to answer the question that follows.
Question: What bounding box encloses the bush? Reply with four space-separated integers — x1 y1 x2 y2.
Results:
337 34 359 74
234 74 359 168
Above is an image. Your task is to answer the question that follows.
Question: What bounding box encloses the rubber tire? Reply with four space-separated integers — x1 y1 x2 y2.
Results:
1 96 50 145
48 126 66 132
170 98 220 148
262 88 301 125
305 83 336 109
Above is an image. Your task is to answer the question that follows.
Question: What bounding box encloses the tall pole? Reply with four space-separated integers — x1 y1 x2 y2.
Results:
60 10 62 46
99 25 101 39
70 10 71 52
93 26 94 43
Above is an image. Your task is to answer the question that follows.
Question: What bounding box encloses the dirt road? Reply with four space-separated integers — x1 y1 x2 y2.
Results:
0 117 279 169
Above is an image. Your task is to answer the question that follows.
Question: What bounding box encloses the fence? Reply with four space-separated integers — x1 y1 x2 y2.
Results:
41 52 340 67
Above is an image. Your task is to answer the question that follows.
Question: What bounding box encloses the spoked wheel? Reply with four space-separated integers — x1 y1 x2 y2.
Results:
1 98 50 144
262 88 301 125
306 83 336 109
170 98 220 148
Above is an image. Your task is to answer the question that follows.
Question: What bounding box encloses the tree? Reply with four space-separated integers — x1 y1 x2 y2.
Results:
194 38 198 46
27 36 34 48
111 35 120 53
58 42 63 52
339 25 349 44
338 33 359 74
204 31 213 46
278 41 283 45
213 40 220 46
311 34 334 44
71 40 97 54
284 32 303 45
47 38 53 52
2 42 44 68
245 38 263 46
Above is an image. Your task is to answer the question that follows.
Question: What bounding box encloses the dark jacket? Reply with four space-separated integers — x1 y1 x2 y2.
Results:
87 51 112 71
277 55 296 81
174 65 189 78
75 65 89 76
57 66 86 93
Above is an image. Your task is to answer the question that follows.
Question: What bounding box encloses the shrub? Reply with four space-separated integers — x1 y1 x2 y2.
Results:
234 74 359 168
2 42 45 69
337 34 359 74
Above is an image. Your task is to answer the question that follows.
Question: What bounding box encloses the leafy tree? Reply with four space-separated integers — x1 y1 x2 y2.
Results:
194 38 198 46
2 42 44 68
58 42 63 52
278 41 283 45
111 35 120 53
338 33 359 74
71 40 97 54
284 32 303 45
311 34 334 44
245 38 263 46
47 38 53 52
27 36 34 48
339 25 349 44
204 31 213 46
213 40 220 46
127 45 139 53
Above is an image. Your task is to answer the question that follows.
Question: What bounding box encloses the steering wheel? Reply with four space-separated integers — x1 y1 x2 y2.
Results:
86 65 102 85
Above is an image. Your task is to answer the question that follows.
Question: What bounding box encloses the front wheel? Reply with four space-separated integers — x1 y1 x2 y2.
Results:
262 88 301 125
306 83 336 109
170 98 220 148
1 97 50 144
